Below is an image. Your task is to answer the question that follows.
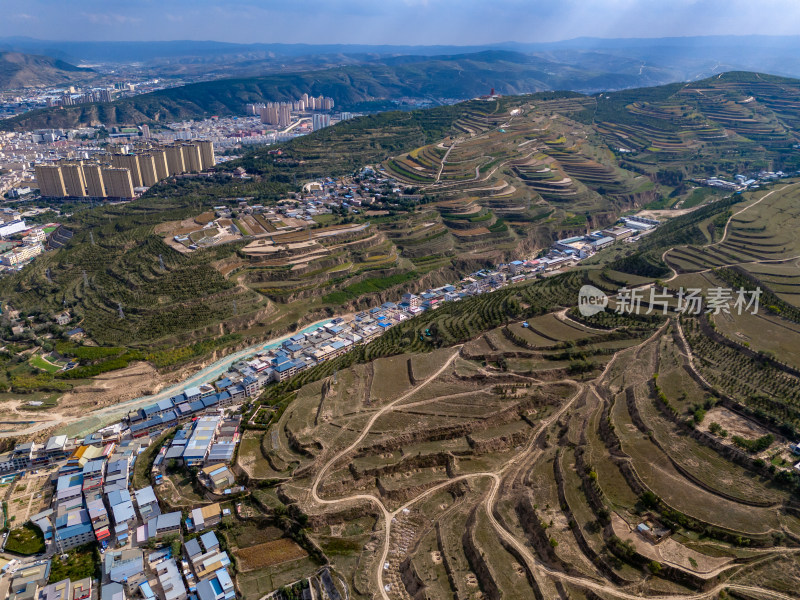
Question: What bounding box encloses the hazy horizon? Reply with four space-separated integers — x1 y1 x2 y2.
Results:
4 33 800 47
4 0 800 46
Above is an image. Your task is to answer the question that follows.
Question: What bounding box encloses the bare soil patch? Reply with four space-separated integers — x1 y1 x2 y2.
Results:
611 514 732 575
57 362 169 412
698 406 770 439
236 539 308 571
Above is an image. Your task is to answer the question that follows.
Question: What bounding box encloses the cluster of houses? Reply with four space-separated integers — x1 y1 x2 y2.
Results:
3 425 239 600
301 165 417 212
699 169 794 192
221 198 330 223
23 435 171 552
153 415 240 493
92 511 234 600
538 215 660 268
126 384 242 440
6 560 91 600
96 525 234 600
0 215 51 271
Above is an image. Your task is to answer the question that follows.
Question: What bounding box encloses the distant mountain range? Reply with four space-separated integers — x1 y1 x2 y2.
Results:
6 35 800 129
0 51 93 89
0 49 684 131
5 34 800 80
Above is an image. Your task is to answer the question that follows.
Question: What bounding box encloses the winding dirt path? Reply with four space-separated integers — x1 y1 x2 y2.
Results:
308 321 792 600
309 349 461 600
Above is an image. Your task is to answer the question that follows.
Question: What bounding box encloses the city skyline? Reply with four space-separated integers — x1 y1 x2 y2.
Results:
3 0 800 46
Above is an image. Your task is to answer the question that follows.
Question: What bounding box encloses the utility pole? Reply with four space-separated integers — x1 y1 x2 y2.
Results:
82 270 89 287
159 254 165 270
89 231 95 245
45 268 52 283
117 302 125 319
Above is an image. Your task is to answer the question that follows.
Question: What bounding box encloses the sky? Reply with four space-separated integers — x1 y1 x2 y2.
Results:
3 0 800 45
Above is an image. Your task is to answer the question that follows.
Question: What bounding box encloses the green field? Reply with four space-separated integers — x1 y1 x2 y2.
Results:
4 523 45 555
29 355 61 374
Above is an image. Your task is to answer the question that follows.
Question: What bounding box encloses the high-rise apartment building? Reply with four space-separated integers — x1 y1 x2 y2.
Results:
260 102 292 128
312 114 331 131
137 154 158 187
245 103 265 116
181 143 203 173
151 148 169 180
111 154 142 188
196 141 215 170
83 164 106 198
278 104 291 128
260 105 277 125
60 161 87 197
102 168 135 199
165 145 186 175
35 165 67 198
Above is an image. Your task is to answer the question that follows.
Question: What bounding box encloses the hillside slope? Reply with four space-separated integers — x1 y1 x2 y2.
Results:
0 51 93 89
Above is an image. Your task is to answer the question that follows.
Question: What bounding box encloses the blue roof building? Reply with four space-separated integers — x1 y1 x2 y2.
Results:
200 531 219 552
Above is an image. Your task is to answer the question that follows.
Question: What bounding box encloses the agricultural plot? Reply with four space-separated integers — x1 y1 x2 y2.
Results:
237 430 286 479
713 309 800 369
369 354 412 403
236 538 308 571
236 556 319 600
29 354 62 374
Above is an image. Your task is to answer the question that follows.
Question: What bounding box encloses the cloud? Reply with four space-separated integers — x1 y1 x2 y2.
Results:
81 12 144 26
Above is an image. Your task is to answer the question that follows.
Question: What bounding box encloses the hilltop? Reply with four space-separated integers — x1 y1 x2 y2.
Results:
0 51 93 89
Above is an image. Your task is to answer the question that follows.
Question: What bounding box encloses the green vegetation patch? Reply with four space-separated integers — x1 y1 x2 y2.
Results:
48 544 100 582
322 271 418 305
29 355 61 374
5 522 45 555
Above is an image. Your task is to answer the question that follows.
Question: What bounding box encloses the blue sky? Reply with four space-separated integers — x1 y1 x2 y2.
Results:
4 0 800 44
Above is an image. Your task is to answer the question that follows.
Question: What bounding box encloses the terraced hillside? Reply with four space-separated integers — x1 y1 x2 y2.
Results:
574 72 800 181
0 93 647 353
8 74 800 359
382 95 655 254
236 264 800 599
663 184 800 277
